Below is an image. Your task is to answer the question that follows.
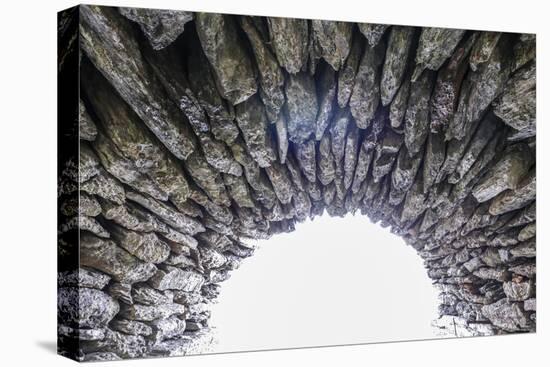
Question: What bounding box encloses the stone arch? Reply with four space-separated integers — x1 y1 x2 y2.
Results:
209 213 441 352
57 5 536 361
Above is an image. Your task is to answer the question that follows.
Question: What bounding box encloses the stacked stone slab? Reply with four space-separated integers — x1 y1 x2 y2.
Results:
58 5 536 361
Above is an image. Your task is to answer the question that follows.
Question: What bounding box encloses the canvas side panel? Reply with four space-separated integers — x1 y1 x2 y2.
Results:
57 5 81 361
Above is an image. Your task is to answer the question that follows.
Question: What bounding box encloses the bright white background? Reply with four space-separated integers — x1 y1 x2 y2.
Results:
210 214 441 353
0 0 546 366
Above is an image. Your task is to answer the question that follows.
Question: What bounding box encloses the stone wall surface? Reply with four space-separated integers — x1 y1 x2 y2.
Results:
58 5 536 361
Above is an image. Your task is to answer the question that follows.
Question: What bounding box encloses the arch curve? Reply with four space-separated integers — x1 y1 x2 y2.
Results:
58 5 536 361
209 213 441 352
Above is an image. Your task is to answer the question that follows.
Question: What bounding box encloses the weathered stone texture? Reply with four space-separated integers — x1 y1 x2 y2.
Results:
312 20 353 70
79 5 196 160
119 7 193 50
349 40 386 128
61 8 536 360
413 27 466 80
285 72 319 143
267 17 309 74
195 13 257 105
381 26 415 106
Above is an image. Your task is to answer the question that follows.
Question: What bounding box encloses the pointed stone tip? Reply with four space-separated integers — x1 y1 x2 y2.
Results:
411 65 424 82
380 91 392 107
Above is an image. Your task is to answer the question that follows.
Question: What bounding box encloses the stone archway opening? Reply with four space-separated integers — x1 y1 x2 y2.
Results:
209 213 440 353
58 5 536 362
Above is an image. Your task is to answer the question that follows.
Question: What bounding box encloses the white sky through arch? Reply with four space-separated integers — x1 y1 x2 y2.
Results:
208 213 440 353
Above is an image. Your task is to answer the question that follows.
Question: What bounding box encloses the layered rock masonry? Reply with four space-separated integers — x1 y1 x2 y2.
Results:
58 5 536 361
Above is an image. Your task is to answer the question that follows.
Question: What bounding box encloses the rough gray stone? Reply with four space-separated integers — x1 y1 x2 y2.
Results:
452 114 499 184
184 152 231 207
509 238 536 259
80 232 157 284
90 131 170 202
120 302 185 322
111 319 153 336
223 173 255 208
422 130 446 193
330 108 352 164
229 138 278 209
80 168 126 205
357 23 388 47
235 95 277 167
199 134 243 177
148 329 214 357
148 267 205 292
489 169 537 215
195 13 257 105
58 287 119 328
110 224 171 264
58 268 111 289
344 126 360 189
66 15 538 358
318 134 336 186
106 282 133 305
60 192 101 217
240 16 285 121
473 267 508 282
199 246 227 269
512 34 535 72
392 147 422 196
481 299 530 332
151 316 187 342
315 64 337 140
80 5 196 160
503 280 532 301
267 17 309 74
381 26 415 106
413 27 465 80
186 35 240 144
58 325 106 341
294 139 317 183
510 263 536 278
493 61 536 141
518 223 536 241
59 215 110 238
349 40 386 128
351 139 375 194
524 298 536 312
132 285 174 306
389 77 410 129
469 32 501 72
447 36 514 141
101 200 163 233
430 33 477 132
79 143 100 183
285 72 319 143
119 7 193 50
79 100 97 141
84 329 147 359
372 129 402 182
449 129 505 201
337 34 363 108
312 20 353 70
275 114 289 162
265 161 294 204
126 191 205 235
473 145 534 203
400 173 427 224
404 70 436 155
